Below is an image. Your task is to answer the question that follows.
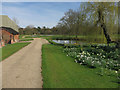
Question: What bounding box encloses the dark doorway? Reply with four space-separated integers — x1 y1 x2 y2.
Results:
8 40 11 44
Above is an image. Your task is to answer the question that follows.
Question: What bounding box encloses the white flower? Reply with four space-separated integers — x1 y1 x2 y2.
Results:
77 55 80 57
92 61 94 64
103 55 105 58
115 71 118 73
87 57 90 60
107 62 109 64
80 63 82 65
81 55 83 58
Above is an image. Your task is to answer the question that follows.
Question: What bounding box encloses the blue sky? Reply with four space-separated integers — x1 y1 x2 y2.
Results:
2 2 81 28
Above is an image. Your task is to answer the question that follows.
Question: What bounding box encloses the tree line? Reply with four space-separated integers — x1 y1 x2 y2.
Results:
19 25 59 35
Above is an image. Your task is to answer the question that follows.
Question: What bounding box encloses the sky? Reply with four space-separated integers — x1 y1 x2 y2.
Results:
2 2 81 28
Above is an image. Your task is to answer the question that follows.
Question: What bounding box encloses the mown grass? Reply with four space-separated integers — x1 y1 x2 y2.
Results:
42 44 118 88
20 38 34 41
1 42 31 61
19 35 25 39
25 35 41 38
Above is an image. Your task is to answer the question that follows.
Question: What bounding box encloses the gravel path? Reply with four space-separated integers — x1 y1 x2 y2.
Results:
2 38 49 88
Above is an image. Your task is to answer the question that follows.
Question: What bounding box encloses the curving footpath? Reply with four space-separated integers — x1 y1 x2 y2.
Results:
2 38 49 88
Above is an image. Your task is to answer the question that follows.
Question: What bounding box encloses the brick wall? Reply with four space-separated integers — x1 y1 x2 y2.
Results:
2 29 13 44
0 29 19 46
14 35 19 42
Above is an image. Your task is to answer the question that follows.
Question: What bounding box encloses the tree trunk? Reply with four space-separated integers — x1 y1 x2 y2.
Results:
98 8 119 47
101 23 111 44
75 20 79 41
101 23 120 48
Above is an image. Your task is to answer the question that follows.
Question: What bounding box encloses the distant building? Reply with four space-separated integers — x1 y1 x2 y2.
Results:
0 15 19 47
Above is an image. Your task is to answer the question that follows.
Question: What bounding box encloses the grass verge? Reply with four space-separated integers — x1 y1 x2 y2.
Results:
20 38 34 41
1 42 31 61
42 44 118 88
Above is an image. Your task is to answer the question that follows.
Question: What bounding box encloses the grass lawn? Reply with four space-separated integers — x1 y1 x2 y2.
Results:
20 38 34 41
19 35 24 39
0 42 31 61
42 44 118 88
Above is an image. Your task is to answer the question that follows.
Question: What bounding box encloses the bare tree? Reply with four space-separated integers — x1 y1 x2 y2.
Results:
12 17 19 25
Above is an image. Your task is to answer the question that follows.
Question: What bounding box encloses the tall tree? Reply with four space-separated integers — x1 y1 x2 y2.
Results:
75 4 87 38
60 9 77 37
85 2 118 44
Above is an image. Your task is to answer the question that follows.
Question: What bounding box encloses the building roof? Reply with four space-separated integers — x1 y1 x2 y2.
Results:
0 15 19 32
1 27 19 35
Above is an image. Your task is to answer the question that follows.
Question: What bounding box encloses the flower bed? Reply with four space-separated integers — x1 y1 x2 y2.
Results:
63 44 120 74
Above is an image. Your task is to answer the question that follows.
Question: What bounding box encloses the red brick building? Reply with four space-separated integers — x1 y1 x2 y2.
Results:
0 15 19 47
